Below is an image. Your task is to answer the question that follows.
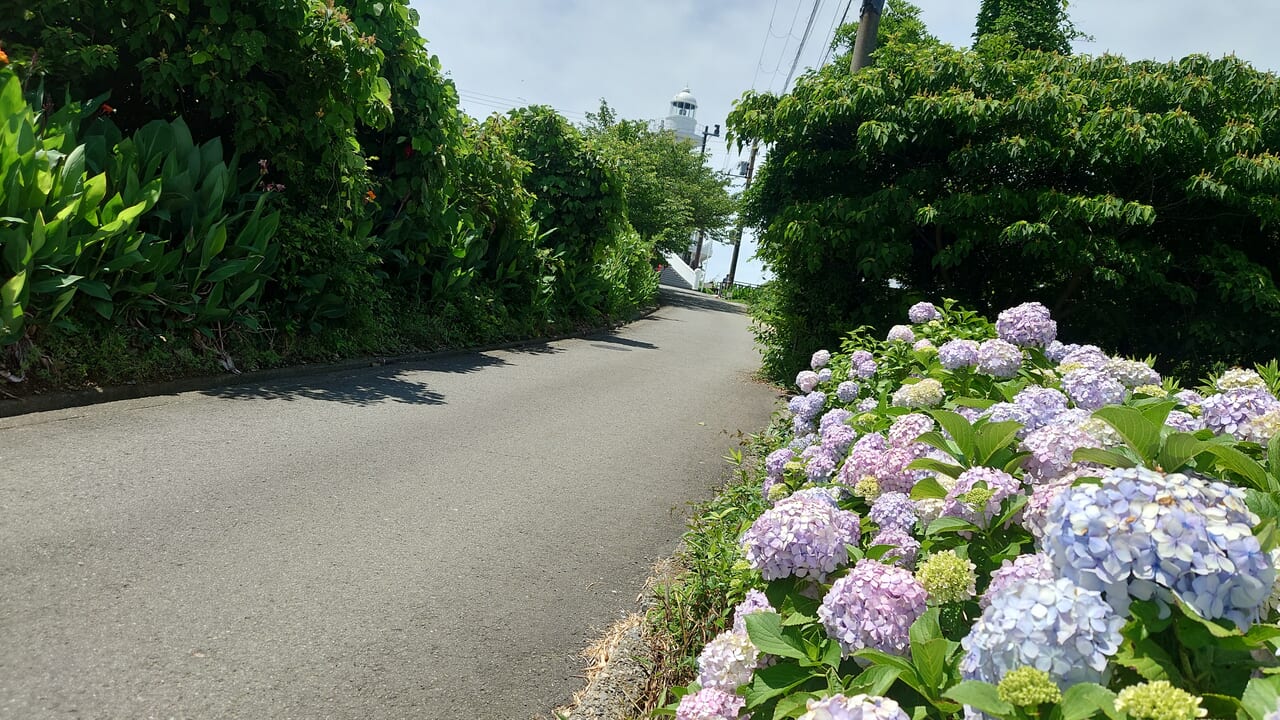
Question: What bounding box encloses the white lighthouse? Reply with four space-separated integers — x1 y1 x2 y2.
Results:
662 87 700 143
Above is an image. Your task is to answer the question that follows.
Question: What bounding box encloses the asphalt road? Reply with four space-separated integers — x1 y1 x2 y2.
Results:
0 288 780 720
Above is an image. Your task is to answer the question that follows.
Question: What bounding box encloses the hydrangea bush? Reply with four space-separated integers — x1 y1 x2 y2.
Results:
668 299 1280 720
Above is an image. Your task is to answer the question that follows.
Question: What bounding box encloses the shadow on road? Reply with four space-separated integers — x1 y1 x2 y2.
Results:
588 332 659 351
200 354 511 406
658 287 747 315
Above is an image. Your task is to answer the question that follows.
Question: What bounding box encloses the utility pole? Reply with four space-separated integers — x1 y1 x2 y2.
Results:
850 0 886 73
691 123 722 271
725 142 760 288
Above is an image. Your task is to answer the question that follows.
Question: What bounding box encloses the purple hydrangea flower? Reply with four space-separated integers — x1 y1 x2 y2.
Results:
960 577 1123 690
869 492 918 532
1164 410 1204 433
797 370 820 393
908 302 940 324
977 339 1022 378
849 350 878 379
1021 421 1099 481
857 398 878 412
938 339 980 370
888 413 935 446
761 474 780 502
913 339 936 354
1175 389 1205 408
793 416 815 436
981 402 1033 435
1200 388 1280 437
790 433 819 452
1041 466 1276 629
676 688 746 720
955 406 982 422
996 302 1057 347
887 325 915 343
821 408 854 435
817 368 834 385
765 448 796 479
871 527 921 568
1044 340 1070 362
1105 358 1161 388
839 433 888 488
1014 387 1069 430
941 467 1022 528
732 590 775 635
1022 471 1093 539
837 381 861 403
1061 368 1127 410
801 444 839 482
742 493 861 581
981 554 1055 608
1060 345 1109 371
696 630 761 692
819 559 927 657
799 694 910 720
823 425 857 455
812 349 832 370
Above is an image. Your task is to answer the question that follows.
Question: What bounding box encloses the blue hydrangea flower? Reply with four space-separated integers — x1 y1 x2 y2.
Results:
996 302 1057 347
849 349 878 379
821 408 854 434
981 554 1055 608
676 688 746 720
1021 422 1099 481
857 397 878 412
961 577 1123 690
869 492 918 532
837 381 861 403
913 339 936 354
812 349 832 370
1014 387 1069 430
981 402 1033 436
799 694 910 720
732 590 775 634
819 559 927 657
977 339 1023 378
801 444 839 482
1175 389 1205 408
938 339 980 370
1061 368 1127 410
790 433 820 452
1041 466 1276 629
887 325 916 343
1200 388 1280 437
909 302 940 324
871 527 920 569
818 368 834 384
742 493 861 581
793 416 815 435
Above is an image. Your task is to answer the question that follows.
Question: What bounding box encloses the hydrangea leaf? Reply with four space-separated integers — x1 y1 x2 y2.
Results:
1056 683 1119 720
742 660 813 707
1241 674 1280 720
1092 406 1161 463
911 637 951 698
942 680 1013 716
843 664 900 698
909 476 950 500
975 420 1023 465
1071 447 1137 469
743 612 808 660
929 409 978 460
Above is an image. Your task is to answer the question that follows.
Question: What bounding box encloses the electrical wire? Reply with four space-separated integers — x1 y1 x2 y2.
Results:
781 0 825 92
817 0 855 68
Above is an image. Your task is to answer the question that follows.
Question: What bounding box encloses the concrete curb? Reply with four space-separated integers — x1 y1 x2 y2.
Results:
0 304 661 419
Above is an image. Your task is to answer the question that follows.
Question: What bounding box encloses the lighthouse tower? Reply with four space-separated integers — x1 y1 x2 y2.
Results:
662 87 700 143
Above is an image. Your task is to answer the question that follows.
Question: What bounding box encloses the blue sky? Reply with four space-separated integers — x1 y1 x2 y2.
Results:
412 0 1280 284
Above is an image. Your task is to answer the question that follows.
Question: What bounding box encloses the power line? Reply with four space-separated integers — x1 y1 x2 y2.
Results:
781 0 825 92
750 0 783 90
817 0 855 68
768 0 811 92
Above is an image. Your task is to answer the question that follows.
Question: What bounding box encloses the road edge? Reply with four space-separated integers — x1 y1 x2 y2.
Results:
0 303 662 419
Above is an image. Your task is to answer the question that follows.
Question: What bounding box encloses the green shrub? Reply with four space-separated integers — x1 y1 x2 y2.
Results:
730 35 1280 381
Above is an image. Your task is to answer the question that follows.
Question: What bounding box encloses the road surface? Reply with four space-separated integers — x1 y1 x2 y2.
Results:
0 288 779 719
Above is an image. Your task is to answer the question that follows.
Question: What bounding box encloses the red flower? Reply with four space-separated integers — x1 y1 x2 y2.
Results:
364 190 377 203
0 48 9 65
99 103 116 115
403 144 414 159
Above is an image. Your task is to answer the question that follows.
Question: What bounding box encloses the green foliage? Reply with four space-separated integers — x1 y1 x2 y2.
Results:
498 105 631 317
730 35 1280 381
974 0 1083 55
1 68 277 363
582 100 736 254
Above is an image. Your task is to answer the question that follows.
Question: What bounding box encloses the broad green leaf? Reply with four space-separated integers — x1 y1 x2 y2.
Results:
911 638 950 696
909 608 943 647
907 458 966 479
1242 675 1280 720
1158 432 1208 472
744 661 813 706
844 665 899 697
772 692 817 719
943 680 1012 716
1072 447 1137 468
926 517 980 535
1093 406 1161 462
975 421 1023 465
1200 444 1272 491
1269 434 1280 486
1137 400 1178 429
929 409 977 459
910 476 949 500
1057 683 1118 720
744 612 807 660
